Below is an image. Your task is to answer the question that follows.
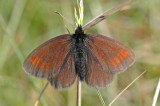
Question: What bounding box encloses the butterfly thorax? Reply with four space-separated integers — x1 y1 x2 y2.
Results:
71 26 87 81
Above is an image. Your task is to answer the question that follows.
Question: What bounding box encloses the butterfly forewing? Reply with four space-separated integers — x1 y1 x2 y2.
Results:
87 34 135 73
23 34 71 78
49 52 76 90
85 49 114 88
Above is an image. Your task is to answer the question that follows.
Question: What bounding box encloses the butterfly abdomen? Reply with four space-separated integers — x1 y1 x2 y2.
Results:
74 42 86 81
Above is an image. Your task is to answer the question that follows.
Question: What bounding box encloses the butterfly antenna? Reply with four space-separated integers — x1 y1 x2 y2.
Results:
64 25 71 34
34 81 49 106
96 88 106 106
55 11 76 29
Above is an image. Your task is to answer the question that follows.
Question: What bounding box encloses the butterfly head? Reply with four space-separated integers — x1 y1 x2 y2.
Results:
72 25 87 43
75 25 84 35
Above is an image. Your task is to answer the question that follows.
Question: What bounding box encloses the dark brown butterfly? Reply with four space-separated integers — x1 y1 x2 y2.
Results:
23 26 135 89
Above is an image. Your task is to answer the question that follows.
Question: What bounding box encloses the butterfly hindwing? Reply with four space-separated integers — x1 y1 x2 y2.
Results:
87 34 135 73
85 49 114 88
23 34 71 79
49 52 76 90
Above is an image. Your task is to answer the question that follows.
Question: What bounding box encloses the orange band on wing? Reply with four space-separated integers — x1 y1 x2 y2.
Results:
40 62 45 68
120 50 128 58
45 63 50 72
30 56 39 65
117 50 128 60
114 57 120 64
111 59 117 68
35 58 42 68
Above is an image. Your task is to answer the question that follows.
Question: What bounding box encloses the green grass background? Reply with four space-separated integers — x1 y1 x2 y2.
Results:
0 0 160 106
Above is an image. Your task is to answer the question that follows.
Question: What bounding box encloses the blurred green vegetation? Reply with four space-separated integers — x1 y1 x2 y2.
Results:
0 0 160 106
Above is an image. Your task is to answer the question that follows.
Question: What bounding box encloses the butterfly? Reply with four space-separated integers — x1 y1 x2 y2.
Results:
23 25 135 89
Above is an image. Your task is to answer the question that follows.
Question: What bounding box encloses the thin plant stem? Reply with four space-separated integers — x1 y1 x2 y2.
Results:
75 1 83 106
35 81 49 106
77 77 81 106
96 89 106 106
83 0 132 31
108 70 146 106
152 78 160 106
